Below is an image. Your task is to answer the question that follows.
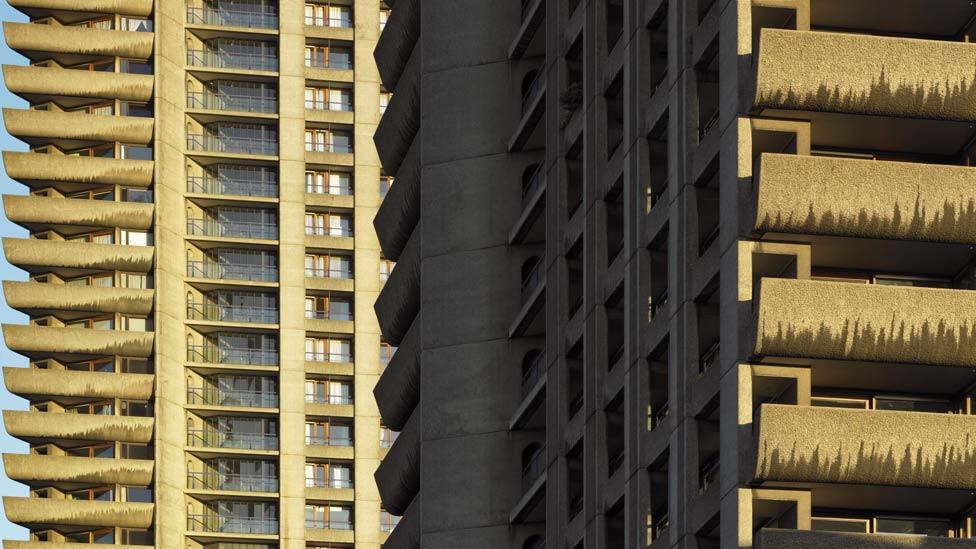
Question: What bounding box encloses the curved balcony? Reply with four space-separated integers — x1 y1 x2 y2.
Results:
4 22 153 61
374 0 418 90
3 367 154 401
757 528 976 549
3 324 154 358
3 238 154 272
4 281 153 316
8 0 153 17
374 138 419 261
4 195 153 231
755 28 976 122
755 153 976 244
3 453 154 485
4 497 153 528
755 278 976 367
3 410 154 443
374 47 419 175
3 65 153 102
2 151 154 188
755 403 976 489
374 409 419 516
374 318 419 431
374 230 420 346
4 109 153 146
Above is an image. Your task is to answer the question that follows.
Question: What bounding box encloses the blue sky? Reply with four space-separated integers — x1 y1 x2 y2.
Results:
0 3 33 542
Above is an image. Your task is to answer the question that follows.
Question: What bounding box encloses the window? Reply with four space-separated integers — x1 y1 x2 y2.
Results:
67 273 114 287
305 212 353 237
67 315 114 330
305 86 352 111
67 401 114 415
380 91 392 113
66 530 115 544
305 337 352 363
380 509 400 532
305 378 353 405
379 259 395 282
122 315 149 331
304 253 353 279
121 230 149 246
121 272 149 289
305 128 353 153
379 9 390 30
67 444 115 459
68 487 114 501
379 175 394 198
305 462 353 488
306 3 352 27
380 426 398 448
305 43 353 69
67 359 114 372
67 229 114 244
305 295 353 321
306 504 353 529
120 16 153 32
380 341 397 364
305 170 352 195
305 421 352 446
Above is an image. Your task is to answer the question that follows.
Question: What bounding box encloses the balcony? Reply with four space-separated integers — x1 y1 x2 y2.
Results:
187 344 278 366
188 174 278 198
3 22 154 61
3 410 154 443
3 151 153 188
187 217 278 241
186 4 278 29
4 108 154 145
755 28 976 122
3 65 154 102
186 260 278 283
8 0 153 17
187 429 278 451
755 403 976 489
305 433 352 448
187 91 278 114
3 367 153 401
306 518 353 531
187 301 277 325
755 152 976 244
4 497 153 529
4 194 152 232
187 133 278 156
756 528 976 549
3 324 154 358
3 281 153 316
754 278 976 367
4 238 154 273
187 49 278 72
187 470 278 492
187 513 278 535
2 453 153 485
187 385 279 408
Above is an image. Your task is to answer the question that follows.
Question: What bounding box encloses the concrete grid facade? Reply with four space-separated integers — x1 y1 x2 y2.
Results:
373 0 976 548
0 0 397 548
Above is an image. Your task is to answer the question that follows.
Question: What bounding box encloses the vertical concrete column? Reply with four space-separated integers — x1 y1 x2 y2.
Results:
352 1 384 547
152 0 190 546
278 4 308 548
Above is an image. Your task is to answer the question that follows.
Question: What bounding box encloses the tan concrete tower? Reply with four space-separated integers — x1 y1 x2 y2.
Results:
0 0 395 548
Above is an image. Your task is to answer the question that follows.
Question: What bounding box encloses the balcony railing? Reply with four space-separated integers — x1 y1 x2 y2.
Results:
187 513 279 535
521 446 546 494
187 385 279 408
186 5 279 29
698 341 720 375
306 518 353 530
187 91 278 114
187 344 279 366
305 310 354 322
305 392 353 406
304 351 353 363
186 260 278 282
305 142 354 154
305 434 352 447
187 133 278 156
305 15 353 28
187 470 279 492
188 175 278 198
521 352 544 400
306 58 353 70
187 301 278 324
187 217 278 240
306 477 353 489
521 256 544 305
304 267 353 280
305 98 353 112
187 48 279 71
305 225 354 238
187 428 279 450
